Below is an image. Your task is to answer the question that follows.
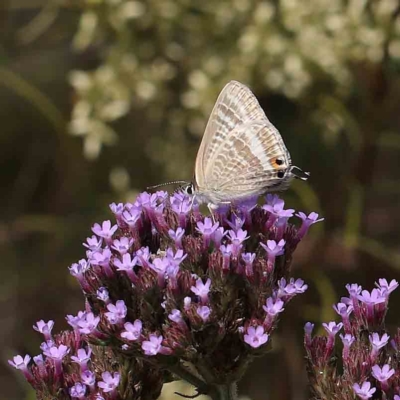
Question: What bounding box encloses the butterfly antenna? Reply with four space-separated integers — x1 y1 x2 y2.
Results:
147 180 190 190
291 166 310 181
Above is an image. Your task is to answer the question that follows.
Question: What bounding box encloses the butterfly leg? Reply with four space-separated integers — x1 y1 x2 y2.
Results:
190 194 197 209
207 201 231 223
207 203 218 223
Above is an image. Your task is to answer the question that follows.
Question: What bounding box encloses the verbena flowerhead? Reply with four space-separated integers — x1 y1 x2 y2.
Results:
304 279 400 399
9 327 165 399
10 192 321 399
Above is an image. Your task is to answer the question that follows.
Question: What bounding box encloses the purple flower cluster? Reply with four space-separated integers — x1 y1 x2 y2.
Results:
10 191 322 399
304 279 400 400
9 318 165 400
9 322 164 400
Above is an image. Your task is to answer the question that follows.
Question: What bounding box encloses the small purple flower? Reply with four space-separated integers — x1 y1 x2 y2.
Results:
346 283 362 296
340 296 352 305
113 253 138 283
260 239 285 272
369 332 390 352
263 197 294 220
134 192 151 208
212 227 226 248
295 211 324 239
243 326 269 348
196 305 211 322
135 246 151 268
81 370 96 387
90 248 113 277
322 321 343 337
228 229 249 256
98 371 120 393
33 354 44 367
170 193 192 228
40 339 54 352
105 300 127 325
353 381 376 400
263 297 285 316
43 344 70 376
226 215 245 232
166 263 180 288
340 333 355 361
263 297 285 329
76 312 101 335
191 278 211 304
97 287 110 303
83 235 103 251
322 321 343 358
277 278 308 300
358 288 387 323
33 320 54 341
358 289 386 305
304 322 314 348
333 302 353 317
66 310 87 330
43 344 69 360
121 320 142 341
291 278 308 293
69 382 87 399
168 227 185 249
166 248 187 266
111 237 134 255
184 297 191 310
8 355 32 380
169 309 186 327
92 220 118 245
220 244 232 270
242 252 256 277
236 196 258 223
263 196 294 230
71 348 92 372
265 194 281 206
333 302 353 332
69 259 90 280
340 333 355 347
376 278 399 295
197 218 219 249
122 208 142 231
371 364 395 382
109 202 124 213
109 202 124 223
304 322 314 335
142 193 166 225
151 257 170 287
141 334 171 356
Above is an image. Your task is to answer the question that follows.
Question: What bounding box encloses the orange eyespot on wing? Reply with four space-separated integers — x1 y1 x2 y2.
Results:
270 157 284 170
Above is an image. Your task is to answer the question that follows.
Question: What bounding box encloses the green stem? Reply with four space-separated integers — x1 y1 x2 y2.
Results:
167 362 238 400
167 362 209 395
208 383 238 400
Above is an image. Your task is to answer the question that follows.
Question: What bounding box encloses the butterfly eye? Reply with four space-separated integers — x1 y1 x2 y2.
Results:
277 171 285 179
184 184 194 195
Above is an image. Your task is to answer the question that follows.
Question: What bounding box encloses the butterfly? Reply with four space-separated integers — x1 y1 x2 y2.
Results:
182 80 309 207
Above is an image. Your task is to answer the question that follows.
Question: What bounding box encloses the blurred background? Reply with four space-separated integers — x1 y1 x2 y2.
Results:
2 0 400 399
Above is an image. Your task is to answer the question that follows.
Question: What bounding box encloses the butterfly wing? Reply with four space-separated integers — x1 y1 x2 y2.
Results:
199 120 293 203
194 81 269 189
